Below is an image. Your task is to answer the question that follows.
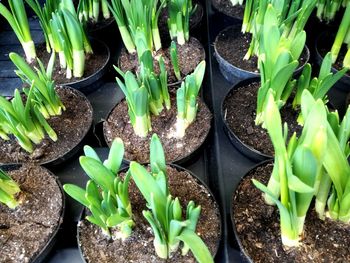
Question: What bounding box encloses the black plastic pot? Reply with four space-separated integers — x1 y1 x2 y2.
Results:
0 164 65 263
221 78 272 162
314 31 350 115
77 163 222 263
214 25 311 83
61 39 110 95
230 160 271 263
0 87 94 167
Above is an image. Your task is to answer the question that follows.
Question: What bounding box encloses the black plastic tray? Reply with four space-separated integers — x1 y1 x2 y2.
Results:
0 1 259 262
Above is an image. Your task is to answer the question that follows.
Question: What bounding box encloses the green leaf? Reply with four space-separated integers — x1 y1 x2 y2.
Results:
177 229 214 263
104 137 124 174
84 145 101 162
63 184 89 207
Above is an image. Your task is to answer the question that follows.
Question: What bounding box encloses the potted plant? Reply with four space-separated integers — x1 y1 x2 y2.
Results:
0 164 65 262
6 0 111 93
64 134 221 262
0 52 93 166
110 0 205 85
103 58 212 164
158 0 204 43
222 4 346 161
315 2 350 114
232 89 350 262
214 0 313 82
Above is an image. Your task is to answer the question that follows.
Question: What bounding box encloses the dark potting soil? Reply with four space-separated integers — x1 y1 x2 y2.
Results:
0 87 92 164
0 165 63 263
215 26 309 73
158 0 203 40
79 165 221 263
232 163 350 263
103 94 212 163
35 41 108 85
118 38 205 84
318 35 350 77
211 0 245 19
223 82 302 156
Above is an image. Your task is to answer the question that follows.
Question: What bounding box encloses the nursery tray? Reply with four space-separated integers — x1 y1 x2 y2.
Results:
0 1 268 262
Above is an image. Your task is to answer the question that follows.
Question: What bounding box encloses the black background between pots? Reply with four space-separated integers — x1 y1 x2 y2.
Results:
1 0 346 262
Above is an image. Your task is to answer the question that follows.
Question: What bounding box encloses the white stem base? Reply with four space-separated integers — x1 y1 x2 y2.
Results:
73 50 85 78
22 41 36 63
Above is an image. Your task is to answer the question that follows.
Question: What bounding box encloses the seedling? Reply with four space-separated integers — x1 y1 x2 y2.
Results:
64 138 134 238
0 169 21 209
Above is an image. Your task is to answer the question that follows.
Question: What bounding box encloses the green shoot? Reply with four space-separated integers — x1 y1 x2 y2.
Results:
115 70 151 137
25 0 59 53
330 3 350 68
78 0 111 23
0 169 21 209
170 41 181 81
64 138 134 238
254 89 328 247
0 84 57 153
175 60 206 138
9 52 65 118
0 0 36 62
167 0 196 45
129 134 214 262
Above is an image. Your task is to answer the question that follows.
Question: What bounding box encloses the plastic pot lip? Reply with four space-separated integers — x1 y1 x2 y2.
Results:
230 159 273 263
87 17 115 34
103 96 212 165
210 0 244 21
0 163 66 263
76 163 223 262
314 31 350 88
213 25 310 79
116 36 206 87
0 86 94 167
60 38 111 91
221 78 273 161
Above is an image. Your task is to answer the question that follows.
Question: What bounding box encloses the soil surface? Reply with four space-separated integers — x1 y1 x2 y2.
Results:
232 162 350 263
0 87 93 164
79 165 221 263
118 37 205 84
35 40 108 85
211 0 245 19
103 94 212 163
223 82 302 156
0 165 63 263
159 0 203 42
318 32 350 77
215 25 309 73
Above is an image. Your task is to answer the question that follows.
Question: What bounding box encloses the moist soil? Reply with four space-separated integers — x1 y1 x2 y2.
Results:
223 82 302 156
103 94 212 163
318 33 350 77
0 87 93 164
212 0 245 19
232 163 350 263
158 0 203 41
79 165 221 263
35 40 108 85
118 37 205 84
0 165 63 263
215 25 309 73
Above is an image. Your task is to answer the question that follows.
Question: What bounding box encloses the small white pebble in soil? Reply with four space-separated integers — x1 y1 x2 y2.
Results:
333 243 339 248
